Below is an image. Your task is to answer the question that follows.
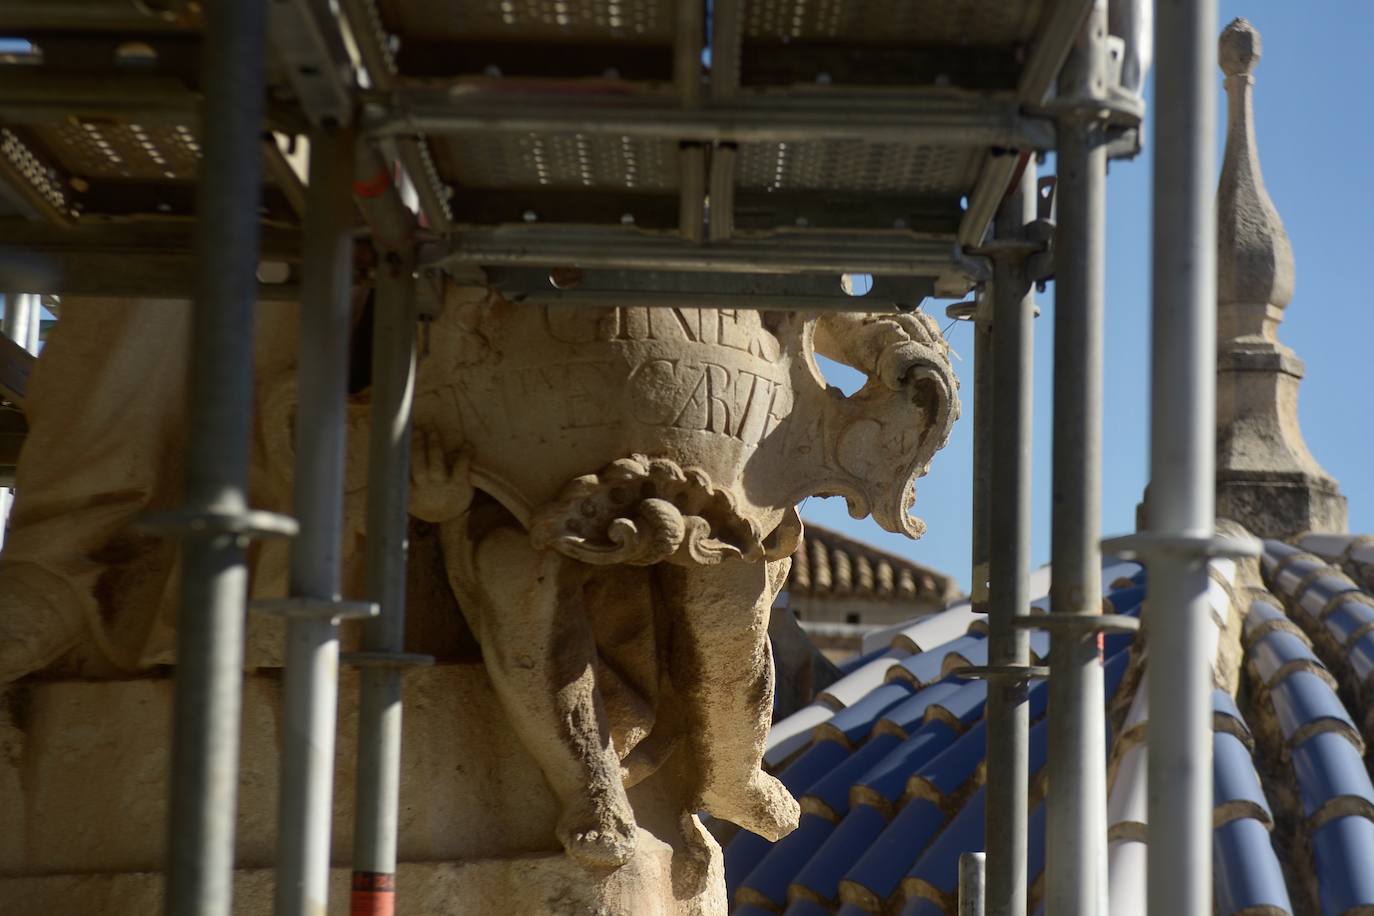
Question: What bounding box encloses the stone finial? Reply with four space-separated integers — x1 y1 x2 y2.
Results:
1213 18 1347 539
1217 18 1295 330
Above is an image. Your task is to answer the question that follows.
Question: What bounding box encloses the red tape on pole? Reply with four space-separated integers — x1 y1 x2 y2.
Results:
350 871 396 916
352 167 392 200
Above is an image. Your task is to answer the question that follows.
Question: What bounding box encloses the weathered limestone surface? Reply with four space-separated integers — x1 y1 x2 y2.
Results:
1214 18 1346 538
0 290 959 912
0 666 723 915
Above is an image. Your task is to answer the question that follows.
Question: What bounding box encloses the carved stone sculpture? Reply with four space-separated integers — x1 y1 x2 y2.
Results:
0 290 958 912
403 292 959 872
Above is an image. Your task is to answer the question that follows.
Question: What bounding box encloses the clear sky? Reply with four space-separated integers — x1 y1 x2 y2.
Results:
803 0 1374 590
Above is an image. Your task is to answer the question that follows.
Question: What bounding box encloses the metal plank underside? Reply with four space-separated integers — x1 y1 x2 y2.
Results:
433 225 980 279
388 90 1042 198
380 0 677 44
484 265 935 312
436 131 985 197
379 0 1042 48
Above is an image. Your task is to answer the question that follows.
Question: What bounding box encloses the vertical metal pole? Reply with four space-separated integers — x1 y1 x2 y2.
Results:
2 293 34 351
960 851 988 916
350 257 418 915
24 295 40 352
275 124 356 916
1147 1 1218 914
164 3 268 914
1047 4 1109 914
985 161 1035 916
970 288 993 615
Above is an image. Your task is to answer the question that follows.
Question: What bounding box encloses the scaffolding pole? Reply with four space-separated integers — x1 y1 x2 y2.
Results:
1045 3 1109 913
984 161 1036 916
1145 0 1219 913
970 288 993 615
163 2 270 914
273 123 372 916
350 254 421 916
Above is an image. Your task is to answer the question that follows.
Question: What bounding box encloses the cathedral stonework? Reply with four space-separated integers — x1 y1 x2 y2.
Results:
0 291 959 914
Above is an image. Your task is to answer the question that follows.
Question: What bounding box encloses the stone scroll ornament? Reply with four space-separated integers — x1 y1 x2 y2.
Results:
408 290 960 870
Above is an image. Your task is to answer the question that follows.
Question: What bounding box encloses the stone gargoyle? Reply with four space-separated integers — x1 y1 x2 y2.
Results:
0 291 959 877
400 292 960 868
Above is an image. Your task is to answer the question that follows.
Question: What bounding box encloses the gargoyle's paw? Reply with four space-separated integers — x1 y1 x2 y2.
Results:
702 772 800 842
557 805 637 870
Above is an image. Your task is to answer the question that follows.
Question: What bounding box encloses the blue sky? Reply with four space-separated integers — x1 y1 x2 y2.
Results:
803 0 1374 589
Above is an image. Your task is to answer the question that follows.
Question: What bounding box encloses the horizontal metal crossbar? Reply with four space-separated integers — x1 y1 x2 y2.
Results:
364 90 1056 149
1102 532 1262 560
140 507 300 540
431 225 985 280
0 220 303 299
950 664 1051 683
1011 613 1141 635
483 266 935 312
253 598 380 622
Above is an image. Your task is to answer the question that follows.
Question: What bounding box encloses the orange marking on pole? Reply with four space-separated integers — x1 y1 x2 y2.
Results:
350 871 396 916
352 168 392 199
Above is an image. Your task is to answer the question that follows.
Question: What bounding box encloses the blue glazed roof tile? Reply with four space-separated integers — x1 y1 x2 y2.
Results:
925 680 990 732
1311 816 1374 916
766 703 840 768
903 786 986 911
1106 584 1146 613
839 799 946 909
1321 594 1374 648
816 682 914 747
887 635 986 689
778 740 856 796
1249 628 1326 687
1295 571 1362 621
1213 817 1293 916
738 548 1374 914
851 721 960 806
1213 731 1273 826
1272 557 1326 604
1244 594 1309 648
788 804 890 907
1266 669 1360 749
1289 731 1374 823
1212 688 1255 749
804 733 904 820
906 720 986 805
726 830 775 904
1349 631 1374 685
873 680 967 737
1261 539 1307 578
817 653 907 709
781 901 831 916
738 813 836 909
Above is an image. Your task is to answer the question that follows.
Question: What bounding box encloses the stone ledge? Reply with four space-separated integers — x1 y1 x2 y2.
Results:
0 666 725 914
0 850 724 916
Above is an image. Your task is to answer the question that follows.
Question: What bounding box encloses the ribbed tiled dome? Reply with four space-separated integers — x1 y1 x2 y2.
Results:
727 536 1374 915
